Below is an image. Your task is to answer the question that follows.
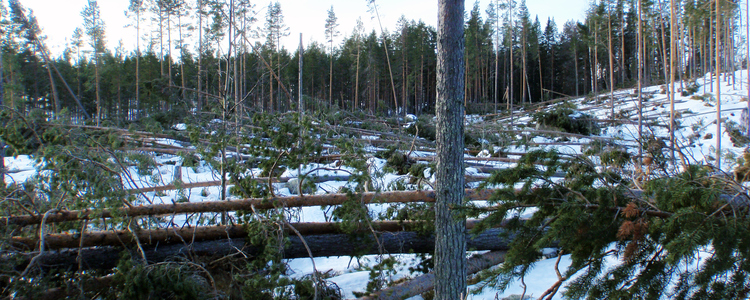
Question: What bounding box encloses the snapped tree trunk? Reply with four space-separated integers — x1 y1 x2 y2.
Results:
435 0 466 299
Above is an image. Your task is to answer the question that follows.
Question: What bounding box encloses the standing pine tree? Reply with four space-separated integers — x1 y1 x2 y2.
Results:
126 0 144 120
264 1 289 111
0 1 5 185
434 0 466 298
325 5 339 108
81 0 106 126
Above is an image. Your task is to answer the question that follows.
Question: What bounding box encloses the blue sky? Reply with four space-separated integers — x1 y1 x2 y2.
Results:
16 0 590 56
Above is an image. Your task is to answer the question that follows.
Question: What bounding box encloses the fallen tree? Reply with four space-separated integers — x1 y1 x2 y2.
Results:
125 174 351 194
8 227 512 272
11 219 499 251
0 189 497 227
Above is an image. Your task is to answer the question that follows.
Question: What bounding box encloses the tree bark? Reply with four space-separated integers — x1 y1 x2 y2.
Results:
1 189 497 227
10 219 503 251
0 42 4 185
669 0 676 161
608 3 615 119
435 0 466 299
638 0 644 167
715 0 722 169
7 227 513 273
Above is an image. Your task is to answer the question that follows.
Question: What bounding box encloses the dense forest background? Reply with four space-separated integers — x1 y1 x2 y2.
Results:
1 0 741 123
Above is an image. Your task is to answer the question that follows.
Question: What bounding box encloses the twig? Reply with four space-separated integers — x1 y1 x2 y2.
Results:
127 218 148 262
267 150 288 198
77 219 88 272
537 250 566 300
20 208 57 277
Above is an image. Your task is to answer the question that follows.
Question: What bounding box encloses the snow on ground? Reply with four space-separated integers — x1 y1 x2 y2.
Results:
6 70 750 299
4 155 37 185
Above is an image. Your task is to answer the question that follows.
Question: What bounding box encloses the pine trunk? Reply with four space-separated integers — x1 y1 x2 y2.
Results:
95 55 101 126
608 8 615 119
13 227 512 272
197 0 202 110
638 0 644 166
434 0 466 298
355 37 361 110
0 45 4 185
715 0 722 169
669 0 676 161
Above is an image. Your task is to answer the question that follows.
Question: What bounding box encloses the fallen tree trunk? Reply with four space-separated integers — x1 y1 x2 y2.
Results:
0 189 497 227
9 227 512 272
126 174 351 194
11 219 495 251
357 250 508 300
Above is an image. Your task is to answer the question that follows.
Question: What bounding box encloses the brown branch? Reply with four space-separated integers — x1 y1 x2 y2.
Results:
10 219 493 251
0 189 498 227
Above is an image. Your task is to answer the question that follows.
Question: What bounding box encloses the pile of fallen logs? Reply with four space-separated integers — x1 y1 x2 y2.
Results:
2 188 519 299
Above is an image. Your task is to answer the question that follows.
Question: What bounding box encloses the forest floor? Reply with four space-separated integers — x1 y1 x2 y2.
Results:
6 70 750 299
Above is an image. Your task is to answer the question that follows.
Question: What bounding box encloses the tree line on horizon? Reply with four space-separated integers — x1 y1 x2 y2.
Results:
0 0 743 125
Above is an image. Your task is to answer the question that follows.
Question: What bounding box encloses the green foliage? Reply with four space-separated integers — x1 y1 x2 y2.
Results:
375 146 414 175
404 115 437 141
240 211 294 299
112 257 216 300
404 114 481 147
352 256 402 297
532 106 600 135
681 81 700 97
472 148 750 299
289 273 343 300
584 140 631 170
733 150 750 182
0 108 145 215
726 120 750 147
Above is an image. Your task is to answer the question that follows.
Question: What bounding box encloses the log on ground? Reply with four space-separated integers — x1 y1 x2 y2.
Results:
8 228 512 272
0 189 497 227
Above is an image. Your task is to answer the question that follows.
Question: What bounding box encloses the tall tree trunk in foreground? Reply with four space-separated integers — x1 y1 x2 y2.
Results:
608 4 615 119
299 33 304 113
715 0 722 169
0 43 5 185
669 0 676 161
638 0 644 167
434 0 466 299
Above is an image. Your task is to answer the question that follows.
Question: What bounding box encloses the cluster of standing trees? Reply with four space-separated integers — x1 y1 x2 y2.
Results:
0 0 744 122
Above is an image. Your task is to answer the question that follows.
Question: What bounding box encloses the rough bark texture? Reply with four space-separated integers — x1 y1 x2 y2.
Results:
435 1 467 299
715 0 722 169
1 189 496 227
0 42 4 186
11 219 509 251
8 228 512 272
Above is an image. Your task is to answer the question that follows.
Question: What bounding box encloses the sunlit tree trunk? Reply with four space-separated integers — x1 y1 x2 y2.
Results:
434 0 466 298
608 3 615 119
715 0 722 169
669 0 676 161
638 0 644 167
0 41 5 185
